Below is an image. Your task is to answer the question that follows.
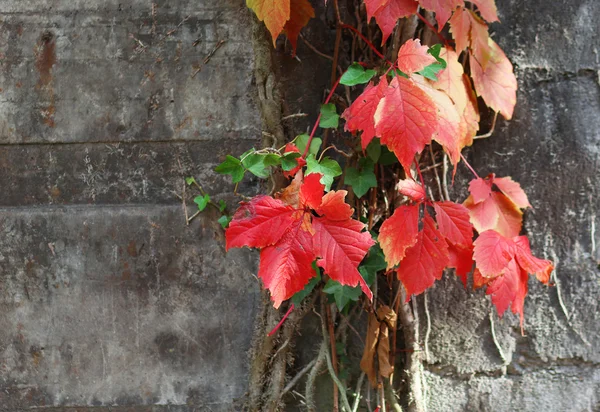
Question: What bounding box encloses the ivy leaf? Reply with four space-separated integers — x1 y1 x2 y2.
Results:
281 152 303 171
396 213 450 298
359 244 387 285
291 266 321 306
323 280 362 311
320 103 340 129
242 151 279 178
185 176 196 186
218 199 227 212
416 43 447 81
218 215 232 229
341 63 377 86
379 146 399 165
374 75 439 174
366 138 382 162
396 39 437 74
246 0 290 44
295 134 322 156
345 166 377 198
215 155 245 183
306 155 342 191
194 194 211 212
283 0 315 55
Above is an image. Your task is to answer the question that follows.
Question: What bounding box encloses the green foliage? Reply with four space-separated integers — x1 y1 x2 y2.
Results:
320 104 339 129
295 134 322 157
345 158 377 198
417 43 447 81
340 63 377 86
306 155 342 191
194 194 211 211
291 266 321 306
323 280 362 311
215 155 245 183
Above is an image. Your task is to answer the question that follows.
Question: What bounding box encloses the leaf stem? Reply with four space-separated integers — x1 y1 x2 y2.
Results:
267 303 295 336
341 24 390 63
460 153 480 179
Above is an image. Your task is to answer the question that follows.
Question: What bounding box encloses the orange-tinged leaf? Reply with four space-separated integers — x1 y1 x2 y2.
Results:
247 0 291 45
432 48 468 113
365 0 390 20
469 0 499 23
370 0 419 44
258 222 316 308
514 236 553 284
418 0 464 29
226 195 296 250
469 176 492 203
449 6 471 53
449 7 490 68
397 213 450 298
376 305 397 378
493 176 531 209
374 76 439 173
396 179 427 202
464 191 523 238
283 143 306 178
312 217 375 300
342 77 388 150
379 205 420 268
317 190 354 221
360 311 380 387
470 39 517 120
457 74 480 148
486 257 524 317
396 39 437 74
473 230 515 277
284 0 315 55
472 267 488 288
434 201 474 248
277 170 303 207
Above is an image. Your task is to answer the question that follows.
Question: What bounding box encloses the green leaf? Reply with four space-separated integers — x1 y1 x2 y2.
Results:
306 155 342 191
358 244 386 286
417 44 447 81
215 155 245 183
281 152 302 171
366 138 381 162
218 199 227 212
345 166 377 198
291 267 321 306
263 153 282 167
389 68 409 79
185 177 196 186
379 146 399 165
323 280 362 311
319 104 339 129
295 134 322 157
194 194 211 212
218 215 232 229
340 63 377 86
242 151 273 179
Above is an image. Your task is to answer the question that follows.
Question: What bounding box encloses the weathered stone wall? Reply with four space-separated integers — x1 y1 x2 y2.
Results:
0 0 261 410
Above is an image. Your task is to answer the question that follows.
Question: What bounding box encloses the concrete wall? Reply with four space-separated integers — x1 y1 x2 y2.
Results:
0 1 261 410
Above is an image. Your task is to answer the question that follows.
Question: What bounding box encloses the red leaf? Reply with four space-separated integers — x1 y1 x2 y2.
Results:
226 196 297 250
464 191 523 238
473 230 515 278
514 236 553 284
258 222 316 308
449 7 490 68
397 213 450 298
485 257 525 317
432 48 468 113
369 0 419 44
493 176 531 209
379 205 420 268
283 0 315 55
434 201 474 248
283 143 307 178
469 176 492 203
247 0 291 45
300 173 325 210
342 77 388 150
374 76 439 173
317 190 354 221
312 217 375 300
396 39 437 74
457 74 480 149
448 243 474 286
470 39 517 120
469 0 499 23
418 0 464 29
396 179 427 202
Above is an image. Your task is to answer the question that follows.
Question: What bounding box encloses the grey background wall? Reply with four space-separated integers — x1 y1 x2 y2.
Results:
0 0 598 411
0 1 262 410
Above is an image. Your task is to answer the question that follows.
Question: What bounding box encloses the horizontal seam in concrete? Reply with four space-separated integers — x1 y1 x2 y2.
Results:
0 136 259 147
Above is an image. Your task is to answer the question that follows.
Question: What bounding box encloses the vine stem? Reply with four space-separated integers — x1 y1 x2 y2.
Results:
301 76 343 159
341 23 391 63
460 153 480 179
415 12 450 48
267 303 294 336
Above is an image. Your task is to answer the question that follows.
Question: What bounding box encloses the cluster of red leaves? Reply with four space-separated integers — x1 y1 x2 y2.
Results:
343 39 479 175
246 0 315 53
378 175 552 323
226 172 374 308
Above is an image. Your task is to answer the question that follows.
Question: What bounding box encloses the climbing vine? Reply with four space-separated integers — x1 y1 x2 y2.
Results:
188 0 555 410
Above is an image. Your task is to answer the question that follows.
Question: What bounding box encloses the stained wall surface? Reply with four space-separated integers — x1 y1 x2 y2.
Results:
0 1 261 410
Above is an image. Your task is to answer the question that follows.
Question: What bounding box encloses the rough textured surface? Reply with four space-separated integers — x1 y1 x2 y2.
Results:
0 0 262 410
422 0 600 409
